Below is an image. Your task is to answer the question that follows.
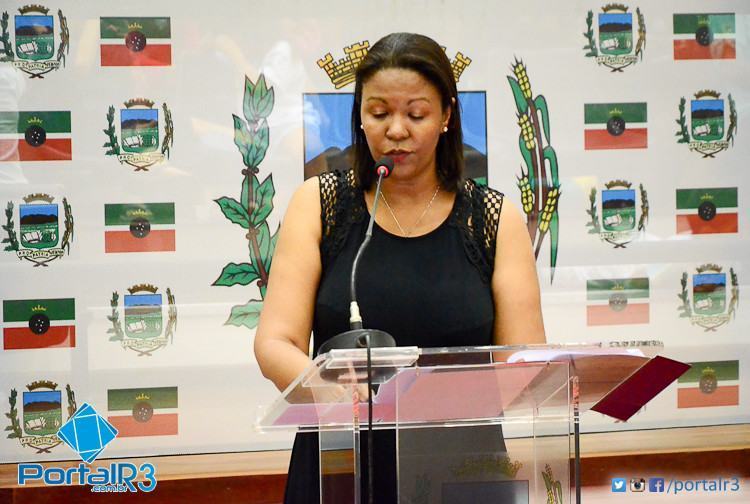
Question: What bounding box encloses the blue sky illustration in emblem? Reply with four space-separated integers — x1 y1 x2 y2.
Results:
15 15 53 33
120 108 159 123
691 99 723 115
693 273 726 288
601 189 635 205
598 13 632 28
20 203 57 220
303 91 487 183
23 390 61 406
124 293 162 307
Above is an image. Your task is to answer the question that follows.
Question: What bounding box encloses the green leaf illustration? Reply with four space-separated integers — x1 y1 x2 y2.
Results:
225 299 264 329
243 76 256 123
549 212 559 283
233 114 252 159
252 74 275 119
507 77 529 115
217 73 277 330
676 98 690 144
252 174 275 226
213 262 259 286
543 146 559 186
247 120 270 168
534 95 551 144
215 196 250 228
257 221 272 261
583 11 598 57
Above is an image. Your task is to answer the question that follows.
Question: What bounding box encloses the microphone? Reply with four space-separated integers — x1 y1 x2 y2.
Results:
374 155 394 178
317 156 397 504
317 156 397 352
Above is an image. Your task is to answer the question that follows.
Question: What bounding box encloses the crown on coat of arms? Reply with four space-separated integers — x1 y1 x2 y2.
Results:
696 264 722 274
605 180 632 190
23 193 54 204
602 3 628 13
28 380 57 391
694 89 720 100
18 5 49 15
128 284 159 294
124 98 155 109
318 41 472 89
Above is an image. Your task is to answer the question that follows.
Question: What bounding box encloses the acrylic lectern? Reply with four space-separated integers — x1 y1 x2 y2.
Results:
257 342 689 503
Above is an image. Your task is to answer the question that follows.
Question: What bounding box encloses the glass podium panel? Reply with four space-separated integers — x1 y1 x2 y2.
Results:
255 341 682 503
393 359 570 504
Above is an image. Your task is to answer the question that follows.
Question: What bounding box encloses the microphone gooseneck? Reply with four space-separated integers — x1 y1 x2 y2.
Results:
317 156 396 504
348 156 394 330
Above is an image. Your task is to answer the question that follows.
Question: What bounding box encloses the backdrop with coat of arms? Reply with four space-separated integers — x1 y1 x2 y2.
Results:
0 0 748 463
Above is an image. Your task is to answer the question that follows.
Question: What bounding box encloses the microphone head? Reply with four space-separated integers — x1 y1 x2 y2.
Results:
374 156 395 178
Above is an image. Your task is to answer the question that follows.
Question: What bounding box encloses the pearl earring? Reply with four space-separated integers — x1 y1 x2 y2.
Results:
360 124 364 130
442 126 448 133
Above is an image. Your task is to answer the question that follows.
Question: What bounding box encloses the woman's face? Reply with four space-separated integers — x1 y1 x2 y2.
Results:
360 68 450 180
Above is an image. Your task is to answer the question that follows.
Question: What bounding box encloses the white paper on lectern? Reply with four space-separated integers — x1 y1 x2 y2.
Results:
507 348 645 364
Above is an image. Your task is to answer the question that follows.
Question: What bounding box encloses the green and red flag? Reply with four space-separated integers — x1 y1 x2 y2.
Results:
677 361 739 408
3 298 75 350
673 13 735 60
584 103 647 150
100 17 171 66
0 111 71 162
107 387 178 437
104 203 176 253
676 187 737 235
586 278 649 326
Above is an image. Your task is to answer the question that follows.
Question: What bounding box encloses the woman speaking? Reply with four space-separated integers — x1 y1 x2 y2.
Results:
255 32 545 503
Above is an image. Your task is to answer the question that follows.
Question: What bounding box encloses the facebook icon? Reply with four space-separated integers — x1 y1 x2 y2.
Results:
649 478 665 492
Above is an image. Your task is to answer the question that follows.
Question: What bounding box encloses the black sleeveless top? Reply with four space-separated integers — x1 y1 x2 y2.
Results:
284 170 505 503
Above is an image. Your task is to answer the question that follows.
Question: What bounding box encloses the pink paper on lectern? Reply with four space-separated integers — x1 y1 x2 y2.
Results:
273 402 396 427
271 362 547 427
395 363 547 423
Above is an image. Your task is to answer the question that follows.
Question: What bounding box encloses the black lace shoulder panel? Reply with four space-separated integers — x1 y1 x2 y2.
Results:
319 170 365 265
450 179 504 283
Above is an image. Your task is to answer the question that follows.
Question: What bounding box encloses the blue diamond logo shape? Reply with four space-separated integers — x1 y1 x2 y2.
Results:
57 403 118 463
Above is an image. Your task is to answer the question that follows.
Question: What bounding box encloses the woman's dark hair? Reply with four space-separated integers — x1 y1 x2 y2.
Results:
351 32 463 192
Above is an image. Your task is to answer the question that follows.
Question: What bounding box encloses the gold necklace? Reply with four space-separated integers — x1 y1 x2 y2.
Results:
380 186 440 236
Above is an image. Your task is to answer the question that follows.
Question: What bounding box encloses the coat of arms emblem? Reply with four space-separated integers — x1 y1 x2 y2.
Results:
586 180 648 248
103 98 173 171
108 284 177 356
678 264 739 331
6 380 76 453
2 193 73 266
583 4 645 72
676 90 737 158
0 4 69 78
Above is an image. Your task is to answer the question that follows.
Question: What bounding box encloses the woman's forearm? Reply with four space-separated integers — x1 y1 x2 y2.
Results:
255 337 313 392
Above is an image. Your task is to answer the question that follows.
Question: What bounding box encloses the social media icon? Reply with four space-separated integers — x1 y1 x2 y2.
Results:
611 478 627 492
649 478 665 492
630 478 646 492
